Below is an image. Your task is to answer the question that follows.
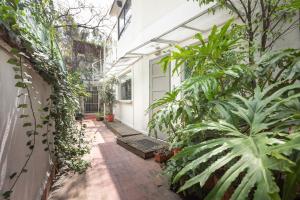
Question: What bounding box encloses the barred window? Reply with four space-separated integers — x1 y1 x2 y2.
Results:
119 72 132 100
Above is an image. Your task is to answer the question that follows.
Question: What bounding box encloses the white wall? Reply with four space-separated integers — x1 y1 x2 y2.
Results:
115 51 183 135
0 41 53 200
114 101 134 127
132 57 150 134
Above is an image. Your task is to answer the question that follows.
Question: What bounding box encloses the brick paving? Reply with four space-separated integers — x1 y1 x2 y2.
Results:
49 120 180 200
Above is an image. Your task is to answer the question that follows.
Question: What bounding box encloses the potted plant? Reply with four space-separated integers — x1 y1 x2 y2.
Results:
96 112 104 121
98 76 118 122
154 147 172 163
105 113 114 122
75 112 84 121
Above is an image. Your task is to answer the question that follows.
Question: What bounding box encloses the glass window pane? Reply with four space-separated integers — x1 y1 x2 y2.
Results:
119 72 132 100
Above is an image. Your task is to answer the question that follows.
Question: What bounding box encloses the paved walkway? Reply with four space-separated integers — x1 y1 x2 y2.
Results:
49 120 180 200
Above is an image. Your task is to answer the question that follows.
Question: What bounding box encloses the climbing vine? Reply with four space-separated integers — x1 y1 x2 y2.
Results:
1 0 90 199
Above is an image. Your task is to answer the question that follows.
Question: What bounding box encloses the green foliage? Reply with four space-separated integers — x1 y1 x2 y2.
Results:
256 49 300 87
172 83 300 199
98 76 119 114
282 154 300 200
193 0 298 63
148 12 300 200
1 0 91 198
148 20 253 145
286 0 300 9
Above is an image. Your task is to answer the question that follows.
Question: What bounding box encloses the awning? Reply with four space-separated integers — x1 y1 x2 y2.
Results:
107 5 232 75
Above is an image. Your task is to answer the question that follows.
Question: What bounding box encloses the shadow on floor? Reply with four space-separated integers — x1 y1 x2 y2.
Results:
48 120 180 200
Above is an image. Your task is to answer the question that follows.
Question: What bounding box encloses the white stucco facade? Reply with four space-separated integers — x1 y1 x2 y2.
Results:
105 0 300 139
0 40 53 200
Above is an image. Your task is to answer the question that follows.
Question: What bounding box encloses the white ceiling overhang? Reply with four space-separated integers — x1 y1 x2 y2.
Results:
107 4 233 75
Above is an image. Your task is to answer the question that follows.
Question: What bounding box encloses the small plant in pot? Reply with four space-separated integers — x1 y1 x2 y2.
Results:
96 112 104 121
98 76 118 122
105 112 114 122
75 112 84 121
154 147 172 163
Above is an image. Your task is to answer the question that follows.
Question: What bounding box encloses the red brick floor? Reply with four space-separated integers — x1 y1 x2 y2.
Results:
49 120 180 200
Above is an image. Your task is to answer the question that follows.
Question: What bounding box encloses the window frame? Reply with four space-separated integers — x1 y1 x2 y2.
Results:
118 71 132 101
117 0 132 39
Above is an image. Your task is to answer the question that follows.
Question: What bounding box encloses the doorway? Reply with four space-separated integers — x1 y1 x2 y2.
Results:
149 56 171 139
84 86 99 113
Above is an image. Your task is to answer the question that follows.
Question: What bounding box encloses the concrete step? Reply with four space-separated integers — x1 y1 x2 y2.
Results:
117 134 167 159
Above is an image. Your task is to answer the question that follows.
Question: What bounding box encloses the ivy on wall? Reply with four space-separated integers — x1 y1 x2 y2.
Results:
0 0 90 199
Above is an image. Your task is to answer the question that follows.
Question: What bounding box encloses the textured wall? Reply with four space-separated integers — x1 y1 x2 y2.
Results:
0 40 53 200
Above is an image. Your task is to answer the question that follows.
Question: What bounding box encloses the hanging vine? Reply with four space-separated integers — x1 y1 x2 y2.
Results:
1 0 90 199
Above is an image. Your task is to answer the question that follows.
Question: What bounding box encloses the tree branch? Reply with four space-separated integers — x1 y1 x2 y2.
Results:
226 0 246 23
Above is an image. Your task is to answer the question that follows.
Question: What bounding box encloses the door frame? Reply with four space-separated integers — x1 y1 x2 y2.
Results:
148 54 171 132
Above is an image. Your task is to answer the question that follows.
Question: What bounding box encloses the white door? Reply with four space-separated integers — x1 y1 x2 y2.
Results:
149 56 170 140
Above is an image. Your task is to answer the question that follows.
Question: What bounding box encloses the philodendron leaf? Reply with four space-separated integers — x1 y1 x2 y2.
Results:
9 172 17 179
173 83 300 200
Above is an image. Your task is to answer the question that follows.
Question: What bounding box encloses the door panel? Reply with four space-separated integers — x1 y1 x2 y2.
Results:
152 76 169 91
149 56 170 140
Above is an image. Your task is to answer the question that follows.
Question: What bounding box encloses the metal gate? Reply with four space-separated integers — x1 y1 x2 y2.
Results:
84 87 99 113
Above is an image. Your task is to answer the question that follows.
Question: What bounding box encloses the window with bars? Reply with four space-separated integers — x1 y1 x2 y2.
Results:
118 0 132 39
119 72 132 100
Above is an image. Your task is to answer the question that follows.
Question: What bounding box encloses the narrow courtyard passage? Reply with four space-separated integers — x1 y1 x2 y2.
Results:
49 120 180 200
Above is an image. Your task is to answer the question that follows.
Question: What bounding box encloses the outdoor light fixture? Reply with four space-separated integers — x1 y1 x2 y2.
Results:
154 46 161 56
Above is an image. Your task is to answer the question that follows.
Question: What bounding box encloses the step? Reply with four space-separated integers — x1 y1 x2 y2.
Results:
104 120 141 137
117 134 167 159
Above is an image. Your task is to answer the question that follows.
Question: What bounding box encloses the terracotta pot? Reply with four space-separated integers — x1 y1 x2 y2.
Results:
172 148 182 156
105 114 114 122
154 152 168 163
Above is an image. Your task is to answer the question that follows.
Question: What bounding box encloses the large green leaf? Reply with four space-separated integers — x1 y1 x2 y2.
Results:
173 83 300 200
